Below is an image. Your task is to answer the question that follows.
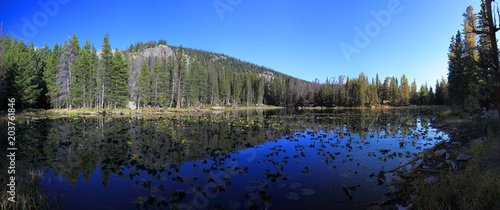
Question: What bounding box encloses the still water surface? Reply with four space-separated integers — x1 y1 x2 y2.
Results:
10 108 448 209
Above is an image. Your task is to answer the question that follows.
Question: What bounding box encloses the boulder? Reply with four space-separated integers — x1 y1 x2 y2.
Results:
212 106 224 110
435 162 445 169
127 101 137 110
395 203 413 210
424 176 437 183
445 160 456 169
434 149 446 156
456 154 472 161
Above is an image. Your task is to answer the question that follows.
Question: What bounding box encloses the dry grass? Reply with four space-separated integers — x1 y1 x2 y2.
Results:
0 168 60 210
412 120 500 209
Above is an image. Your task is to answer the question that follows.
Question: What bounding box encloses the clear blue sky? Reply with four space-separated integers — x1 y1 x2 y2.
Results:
0 0 483 87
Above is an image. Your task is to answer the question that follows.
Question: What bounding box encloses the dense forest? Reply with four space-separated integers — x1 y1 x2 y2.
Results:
0 22 453 111
447 3 499 113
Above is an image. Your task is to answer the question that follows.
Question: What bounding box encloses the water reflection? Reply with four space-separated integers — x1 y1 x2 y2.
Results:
5 108 447 209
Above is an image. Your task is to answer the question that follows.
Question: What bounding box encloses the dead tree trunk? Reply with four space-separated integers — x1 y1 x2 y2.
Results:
486 0 500 114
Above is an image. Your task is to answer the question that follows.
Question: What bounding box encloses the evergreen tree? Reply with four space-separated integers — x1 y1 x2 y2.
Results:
399 75 410 105
157 55 171 108
219 69 230 105
99 33 113 109
176 46 187 108
462 6 481 111
447 32 465 105
138 60 150 109
152 59 161 106
71 34 79 51
389 76 398 105
410 79 418 105
245 74 253 106
196 63 207 106
232 73 243 106
110 50 129 108
186 60 198 106
418 84 430 105
17 41 41 108
476 2 496 109
69 47 91 107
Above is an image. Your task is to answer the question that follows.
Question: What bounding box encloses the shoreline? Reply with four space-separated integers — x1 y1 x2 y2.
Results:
3 105 446 119
370 111 500 209
0 105 286 119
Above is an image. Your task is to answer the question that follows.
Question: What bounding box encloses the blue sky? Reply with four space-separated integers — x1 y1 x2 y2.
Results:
0 0 483 87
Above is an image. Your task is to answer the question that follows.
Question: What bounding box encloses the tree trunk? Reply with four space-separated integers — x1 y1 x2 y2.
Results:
168 78 175 110
486 0 500 114
176 79 181 108
138 90 141 112
101 83 105 110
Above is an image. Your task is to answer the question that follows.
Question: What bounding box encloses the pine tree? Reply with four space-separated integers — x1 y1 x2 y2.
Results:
448 32 465 105
2 37 20 106
245 73 253 106
196 62 207 106
69 47 90 107
233 73 243 106
176 46 187 108
152 59 161 106
208 63 219 105
219 69 230 105
419 84 430 105
462 6 481 111
99 33 113 109
429 86 435 105
33 44 50 108
399 75 410 105
256 76 265 105
410 79 418 105
82 39 96 108
71 34 79 51
476 2 496 109
186 61 199 106
157 55 171 108
110 50 129 108
138 60 150 109
389 76 398 105
18 42 40 108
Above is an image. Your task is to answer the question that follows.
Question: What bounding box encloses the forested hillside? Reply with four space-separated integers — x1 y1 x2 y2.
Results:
0 25 448 111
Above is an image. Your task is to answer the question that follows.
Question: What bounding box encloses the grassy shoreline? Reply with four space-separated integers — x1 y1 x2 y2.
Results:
378 107 500 209
0 105 285 119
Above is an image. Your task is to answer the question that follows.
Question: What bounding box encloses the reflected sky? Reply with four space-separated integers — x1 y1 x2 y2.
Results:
4 108 448 209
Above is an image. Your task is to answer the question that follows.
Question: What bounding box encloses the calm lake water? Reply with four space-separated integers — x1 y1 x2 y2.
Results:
4 108 448 209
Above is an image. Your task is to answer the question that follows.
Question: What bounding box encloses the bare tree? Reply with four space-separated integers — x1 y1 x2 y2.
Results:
56 39 77 108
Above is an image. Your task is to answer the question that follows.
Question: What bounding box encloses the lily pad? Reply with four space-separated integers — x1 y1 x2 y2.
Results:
326 165 337 169
287 183 302 189
300 188 316 196
284 192 300 200
340 173 351 178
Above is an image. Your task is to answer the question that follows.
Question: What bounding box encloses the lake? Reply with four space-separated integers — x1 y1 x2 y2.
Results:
3 108 448 209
